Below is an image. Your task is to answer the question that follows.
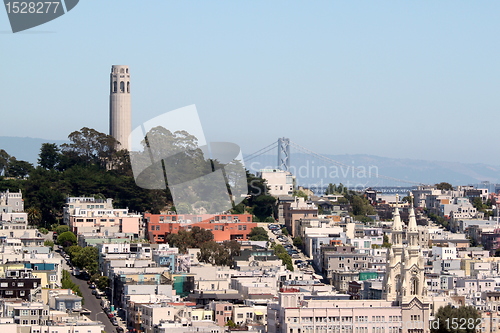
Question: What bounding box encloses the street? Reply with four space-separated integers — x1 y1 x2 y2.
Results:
70 274 117 333
55 250 119 333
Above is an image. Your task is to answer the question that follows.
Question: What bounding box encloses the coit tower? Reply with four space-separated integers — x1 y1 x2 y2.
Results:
109 65 131 151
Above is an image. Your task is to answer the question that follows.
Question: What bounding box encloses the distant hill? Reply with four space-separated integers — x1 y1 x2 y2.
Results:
1 137 498 187
245 153 500 188
0 137 67 165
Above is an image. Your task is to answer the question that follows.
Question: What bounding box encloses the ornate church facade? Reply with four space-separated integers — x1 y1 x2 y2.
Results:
383 195 430 333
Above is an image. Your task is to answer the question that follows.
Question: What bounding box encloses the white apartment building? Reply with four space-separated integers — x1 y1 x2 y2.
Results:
0 190 24 213
64 197 142 236
257 169 294 196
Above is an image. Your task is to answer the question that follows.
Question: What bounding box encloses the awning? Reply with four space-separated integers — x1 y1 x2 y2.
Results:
255 311 264 316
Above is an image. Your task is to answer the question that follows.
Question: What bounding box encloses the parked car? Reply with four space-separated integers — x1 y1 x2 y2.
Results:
111 319 118 326
91 290 97 295
89 284 96 289
116 327 124 333
95 294 101 299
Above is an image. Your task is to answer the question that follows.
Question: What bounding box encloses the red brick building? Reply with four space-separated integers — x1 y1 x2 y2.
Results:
144 213 256 243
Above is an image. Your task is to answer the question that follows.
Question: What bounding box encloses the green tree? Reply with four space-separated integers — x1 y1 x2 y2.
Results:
248 227 269 241
401 196 412 204
96 276 110 290
38 143 61 170
61 127 119 168
222 240 241 257
245 172 276 220
325 183 337 195
382 234 391 248
166 229 194 253
166 228 216 253
293 190 308 199
198 241 232 266
57 231 77 247
61 270 82 297
26 207 42 226
293 236 303 248
356 215 373 223
431 305 480 333
65 245 83 260
44 240 54 250
281 227 289 236
271 243 294 271
471 197 484 210
435 182 453 191
191 226 214 244
38 227 49 234
72 246 99 275
0 149 10 176
55 225 70 235
335 197 349 204
6 159 34 178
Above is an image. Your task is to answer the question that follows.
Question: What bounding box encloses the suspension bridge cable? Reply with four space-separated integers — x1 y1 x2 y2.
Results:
244 142 278 160
244 144 279 161
289 141 424 186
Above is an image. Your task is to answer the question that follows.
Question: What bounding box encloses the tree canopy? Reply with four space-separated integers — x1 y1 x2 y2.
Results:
248 227 269 241
435 182 453 191
0 127 279 226
431 305 480 333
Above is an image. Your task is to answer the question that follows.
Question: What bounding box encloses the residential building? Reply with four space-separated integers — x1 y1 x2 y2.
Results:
145 213 254 243
257 169 294 197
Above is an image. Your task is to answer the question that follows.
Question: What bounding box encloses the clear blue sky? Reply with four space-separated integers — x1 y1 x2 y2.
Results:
1 1 500 165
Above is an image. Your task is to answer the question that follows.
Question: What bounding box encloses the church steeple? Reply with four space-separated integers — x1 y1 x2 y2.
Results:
391 194 403 245
384 194 427 305
407 195 419 247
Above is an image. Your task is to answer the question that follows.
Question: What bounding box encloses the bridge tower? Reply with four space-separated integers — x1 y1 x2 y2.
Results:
277 137 290 171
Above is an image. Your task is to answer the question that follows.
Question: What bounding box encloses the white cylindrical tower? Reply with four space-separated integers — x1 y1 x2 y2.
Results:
109 65 131 151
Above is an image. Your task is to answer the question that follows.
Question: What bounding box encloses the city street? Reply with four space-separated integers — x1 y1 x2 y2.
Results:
55 250 119 333
70 274 117 333
258 222 314 273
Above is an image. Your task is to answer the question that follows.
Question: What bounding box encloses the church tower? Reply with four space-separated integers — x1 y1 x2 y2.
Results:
384 195 430 333
384 195 427 304
109 65 131 151
401 199 427 303
384 194 405 303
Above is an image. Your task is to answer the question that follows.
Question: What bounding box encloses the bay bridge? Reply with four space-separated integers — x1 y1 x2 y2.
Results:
243 138 425 195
